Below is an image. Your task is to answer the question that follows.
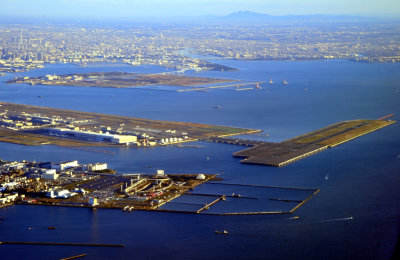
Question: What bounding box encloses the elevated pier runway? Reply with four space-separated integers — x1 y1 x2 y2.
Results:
234 142 328 167
204 136 263 146
232 118 395 167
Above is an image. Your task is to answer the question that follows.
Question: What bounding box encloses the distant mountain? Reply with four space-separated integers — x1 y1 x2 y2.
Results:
1 11 395 26
216 11 377 24
226 11 273 19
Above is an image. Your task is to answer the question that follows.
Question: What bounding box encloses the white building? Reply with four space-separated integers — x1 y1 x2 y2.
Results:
1 193 19 203
51 160 79 171
72 188 88 194
42 171 59 180
43 169 57 174
45 74 58 80
10 163 25 171
86 163 108 172
49 128 138 145
156 170 165 177
47 189 77 199
196 174 206 180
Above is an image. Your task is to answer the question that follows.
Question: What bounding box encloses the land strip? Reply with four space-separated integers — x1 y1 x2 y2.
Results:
0 128 117 147
7 72 236 89
0 158 216 211
0 102 259 147
1 159 319 215
233 119 395 167
0 102 393 167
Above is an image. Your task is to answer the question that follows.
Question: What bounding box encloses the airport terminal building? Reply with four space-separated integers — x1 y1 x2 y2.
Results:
49 128 138 145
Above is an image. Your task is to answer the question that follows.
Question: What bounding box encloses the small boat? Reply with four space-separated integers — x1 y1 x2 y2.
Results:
213 105 222 109
215 230 229 235
48 226 56 230
269 78 273 84
283 80 288 85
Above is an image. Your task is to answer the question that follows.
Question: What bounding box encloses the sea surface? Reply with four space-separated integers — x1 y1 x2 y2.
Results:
0 59 399 259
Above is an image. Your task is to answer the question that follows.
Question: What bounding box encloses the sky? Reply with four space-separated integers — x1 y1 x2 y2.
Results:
1 0 400 19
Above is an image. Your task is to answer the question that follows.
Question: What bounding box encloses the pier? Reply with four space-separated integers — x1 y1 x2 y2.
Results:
186 192 259 199
177 82 264 92
235 87 254 91
196 195 226 213
60 253 87 260
156 182 319 215
0 241 125 247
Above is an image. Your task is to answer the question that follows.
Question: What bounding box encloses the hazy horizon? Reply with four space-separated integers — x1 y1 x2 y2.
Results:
1 0 400 20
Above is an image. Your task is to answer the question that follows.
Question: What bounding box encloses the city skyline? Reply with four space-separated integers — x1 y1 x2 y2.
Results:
1 0 400 19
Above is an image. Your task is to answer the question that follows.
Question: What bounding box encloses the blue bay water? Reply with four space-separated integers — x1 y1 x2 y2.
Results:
0 60 399 259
